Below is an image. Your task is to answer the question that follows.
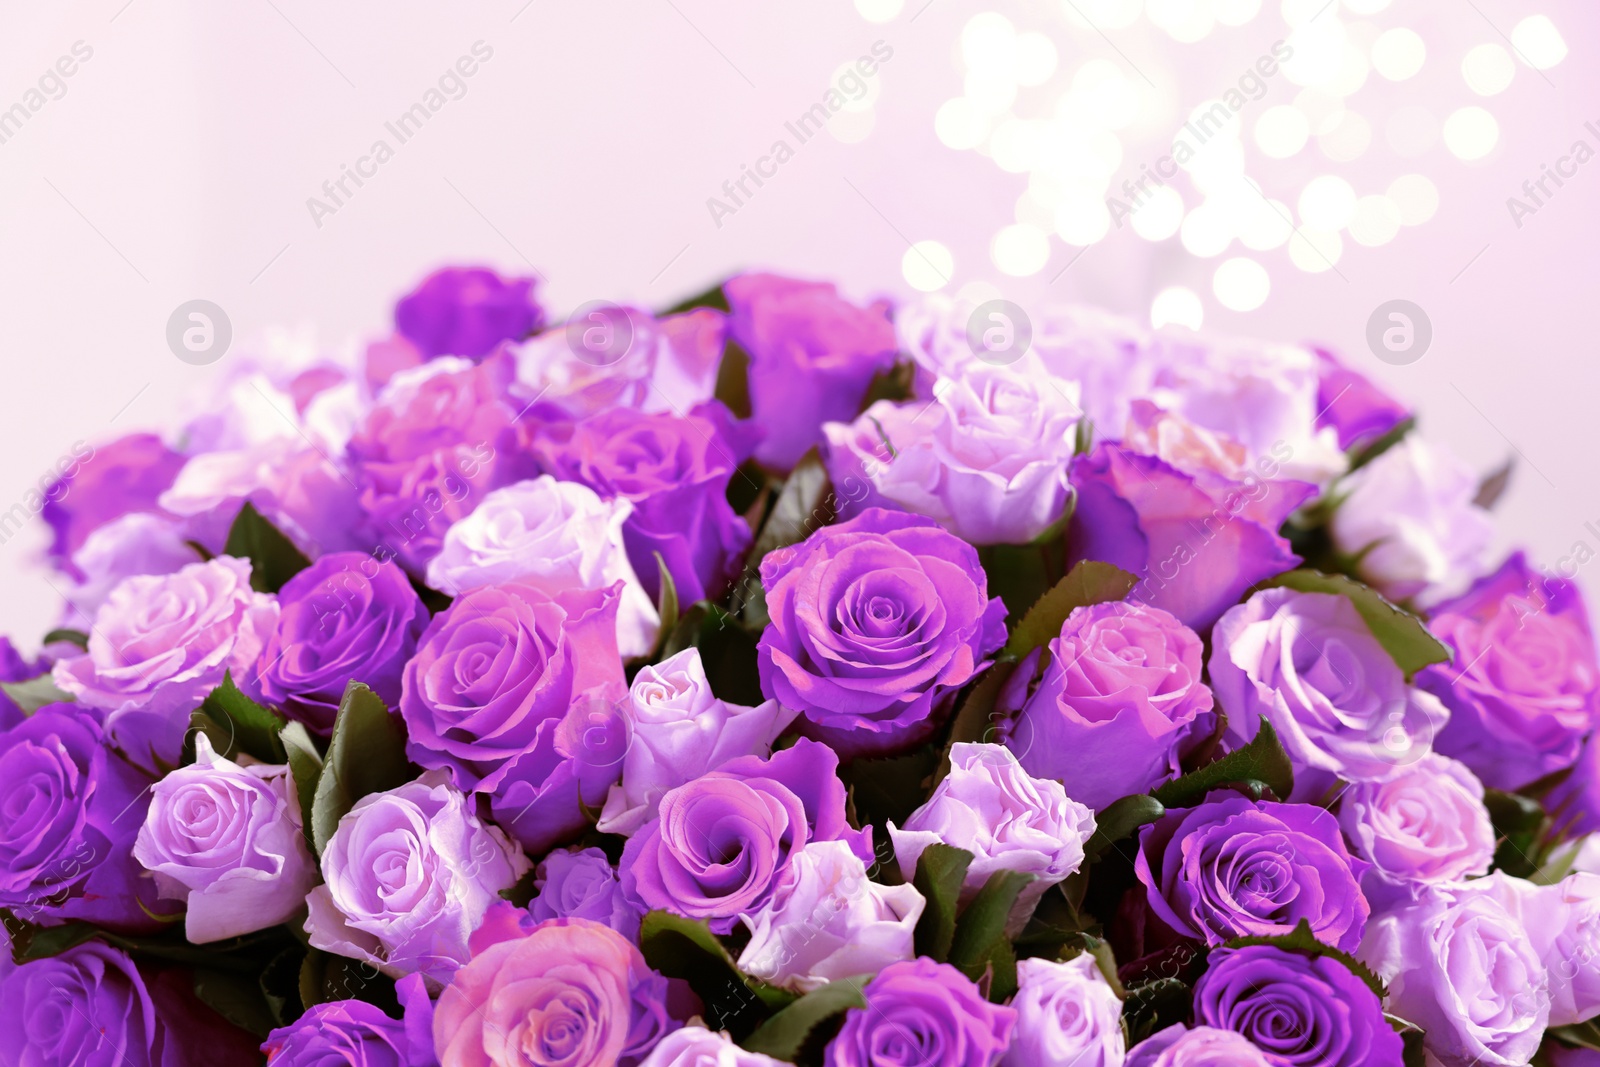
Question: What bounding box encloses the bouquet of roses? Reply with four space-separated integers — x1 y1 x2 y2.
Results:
4 264 1598 1067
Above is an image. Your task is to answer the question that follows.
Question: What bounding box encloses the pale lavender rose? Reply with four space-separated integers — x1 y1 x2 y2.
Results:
825 958 1015 1067
393 265 542 360
1136 794 1370 951
620 739 872 933
306 770 528 987
1312 347 1409 452
758 508 1007 759
58 512 200 622
824 360 1080 545
738 839 924 992
1210 588 1449 801
52 555 278 772
1001 955 1125 1067
134 734 317 943
597 648 798 837
43 432 182 571
1424 553 1600 791
725 272 898 471
434 905 675 1067
1003 600 1214 809
1126 1025 1272 1067
1329 436 1494 606
1357 881 1550 1067
1465 872 1600 1028
529 846 644 942
1337 753 1494 909
637 1026 789 1067
891 743 1095 934
425 476 658 657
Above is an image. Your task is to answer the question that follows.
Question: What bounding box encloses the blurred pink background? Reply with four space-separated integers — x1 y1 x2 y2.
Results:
1 0 1596 643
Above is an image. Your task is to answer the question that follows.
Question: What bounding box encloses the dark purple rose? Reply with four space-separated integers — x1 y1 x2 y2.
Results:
263 977 436 1067
530 846 644 942
394 266 542 360
825 958 1016 1067
0 638 36 730
758 508 1007 759
724 273 897 471
1135 794 1370 952
256 552 429 733
0 941 260 1066
0 704 177 932
620 738 872 933
1551 731 1600 838
1068 440 1307 633
1424 553 1600 790
44 433 185 573
1193 945 1403 1067
1312 347 1409 452
536 402 755 604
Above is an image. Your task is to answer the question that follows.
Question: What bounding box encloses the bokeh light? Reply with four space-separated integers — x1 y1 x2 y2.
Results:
1256 106 1310 158
1151 286 1204 329
1442 106 1499 160
1214 257 1270 310
903 241 955 291
1298 175 1357 230
1461 43 1515 96
1371 28 1425 81
1386 173 1439 225
1511 15 1567 69
992 223 1051 275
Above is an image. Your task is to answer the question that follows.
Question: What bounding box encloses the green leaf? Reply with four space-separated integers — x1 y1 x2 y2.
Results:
638 911 793 1038
985 938 1020 1003
0 675 73 715
1346 415 1414 472
3 915 102 962
298 947 399 1013
641 552 680 663
1223 918 1387 1001
185 672 288 765
310 682 413 855
259 944 306 1027
1260 569 1449 679
659 280 731 316
1151 718 1294 808
1550 1019 1600 1053
936 663 1015 783
714 340 752 420
948 869 1033 985
1123 977 1193 1043
1474 457 1514 510
1004 561 1138 660
1083 794 1165 863
224 501 312 593
194 967 279 1038
1484 787 1547 878
911 844 973 963
41 628 88 649
280 720 323 849
843 745 941 859
740 976 868 1061
975 504 1075 621
856 361 915 412
750 450 833 562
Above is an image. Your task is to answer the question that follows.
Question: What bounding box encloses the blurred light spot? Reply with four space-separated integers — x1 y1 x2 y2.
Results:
936 98 990 149
836 64 882 112
1325 40 1371 96
965 69 1018 114
992 224 1051 276
1256 105 1310 157
991 118 1044 172
1064 0 1144 30
957 280 1002 304
1148 0 1215 42
1212 0 1261 26
830 108 876 143
962 12 1017 71
1349 195 1402 245
1288 228 1343 272
1131 186 1185 240
1214 257 1269 311
1055 190 1112 245
855 0 904 22
1237 197 1295 250
1385 105 1438 157
1180 203 1232 257
1015 191 1055 229
1342 0 1390 12
1298 174 1356 229
1069 60 1141 130
1318 111 1371 161
1294 89 1347 136
1443 106 1498 160
1511 15 1567 69
1462 43 1515 95
1152 286 1204 329
1386 173 1438 225
1281 0 1326 26
1282 17 1346 86
904 242 954 291
1371 28 1425 80
1014 31 1059 86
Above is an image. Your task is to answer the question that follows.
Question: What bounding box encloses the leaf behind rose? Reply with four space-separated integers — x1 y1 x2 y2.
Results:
947 868 1033 999
637 910 794 1040
0 674 73 715
309 682 413 856
1149 718 1294 808
740 976 869 1062
1221 918 1387 1001
1002 560 1138 661
1259 569 1449 680
911 843 973 963
223 501 312 594
1082 794 1165 864
185 672 288 765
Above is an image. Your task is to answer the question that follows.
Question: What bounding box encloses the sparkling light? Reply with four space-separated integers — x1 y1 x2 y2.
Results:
836 64 882 111
1282 17 1346 86
1151 286 1204 329
1342 0 1390 12
1014 191 1056 229
1511 15 1567 69
1014 31 1059 86
1386 173 1439 225
1055 190 1112 245
992 224 1051 276
1212 0 1261 26
1462 43 1515 96
1148 0 1215 42
1443 106 1498 160
854 0 904 22
903 241 954 291
961 12 1017 71
991 118 1044 172
1063 0 1144 31
1324 40 1371 96
1131 186 1185 240
1256 105 1310 158
1236 197 1294 250
1288 228 1343 272
936 98 989 149
1281 0 1326 26
1214 257 1270 311
1180 203 1232 257
1371 28 1425 81
1349 195 1402 246
1298 174 1357 230
965 68 1018 114
829 108 876 143
1294 89 1346 136
1318 111 1371 162
1069 60 1140 130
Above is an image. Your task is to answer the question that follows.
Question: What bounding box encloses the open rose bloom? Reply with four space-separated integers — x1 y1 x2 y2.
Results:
5 267 1597 1067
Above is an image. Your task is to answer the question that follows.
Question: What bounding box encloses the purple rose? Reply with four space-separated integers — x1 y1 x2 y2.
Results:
1211 588 1449 800
400 578 625 792
1003 600 1214 809
1551 731 1600 838
56 512 201 623
1337 753 1494 909
1466 871 1600 1029
263 990 436 1067
825 957 1016 1067
306 770 528 987
1001 955 1124 1067
0 941 260 1066
638 1027 789 1067
758 508 1007 759
257 552 429 734
394 266 542 360
1067 440 1306 633
1127 1025 1273 1067
0 704 176 931
1193 945 1403 1067
434 907 675 1067
134 734 318 943
0 637 36 729
536 403 755 604
620 738 871 933
1424 553 1600 790
43 433 183 572
890 744 1095 934
1312 347 1409 452
724 272 897 470
1135 794 1369 951
529 846 644 942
